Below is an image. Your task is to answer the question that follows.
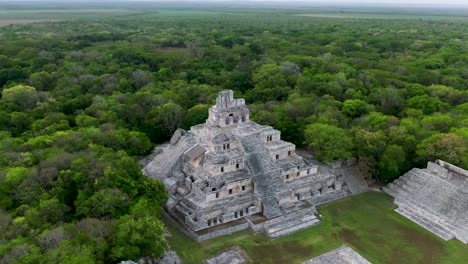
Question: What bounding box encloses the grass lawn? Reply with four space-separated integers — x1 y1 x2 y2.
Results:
165 191 468 264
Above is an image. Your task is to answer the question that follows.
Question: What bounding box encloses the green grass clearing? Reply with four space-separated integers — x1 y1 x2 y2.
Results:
165 192 468 264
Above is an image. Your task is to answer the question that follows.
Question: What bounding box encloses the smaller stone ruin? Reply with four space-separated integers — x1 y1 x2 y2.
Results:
205 247 247 264
384 160 468 244
303 245 371 264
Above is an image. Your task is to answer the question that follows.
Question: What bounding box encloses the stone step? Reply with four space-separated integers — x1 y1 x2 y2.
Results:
407 170 422 178
395 199 461 238
281 201 312 214
267 214 317 233
401 169 428 184
412 203 445 220
175 205 191 216
263 207 316 227
393 180 415 194
402 197 452 223
404 179 422 189
397 175 420 187
385 184 403 197
262 196 282 219
400 183 415 194
382 186 397 197
144 138 191 179
268 218 320 238
307 191 347 206
179 202 194 214
384 183 412 198
454 230 468 244
396 208 452 240
396 204 454 241
408 174 428 185
282 205 301 214
266 210 320 238
265 207 315 229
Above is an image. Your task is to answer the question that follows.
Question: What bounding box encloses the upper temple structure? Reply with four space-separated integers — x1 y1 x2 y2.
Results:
143 90 368 241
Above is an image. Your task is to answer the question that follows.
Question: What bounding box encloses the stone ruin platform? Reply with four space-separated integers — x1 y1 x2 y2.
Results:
383 160 468 244
205 247 248 264
303 245 371 264
246 204 320 239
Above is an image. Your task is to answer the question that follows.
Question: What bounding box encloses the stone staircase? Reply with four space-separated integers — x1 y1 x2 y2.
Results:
382 168 427 198
143 136 192 180
262 196 283 219
263 207 320 238
244 137 285 218
384 168 468 244
395 201 454 241
281 200 312 214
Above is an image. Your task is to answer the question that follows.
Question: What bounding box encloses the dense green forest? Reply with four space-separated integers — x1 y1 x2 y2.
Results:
0 6 467 263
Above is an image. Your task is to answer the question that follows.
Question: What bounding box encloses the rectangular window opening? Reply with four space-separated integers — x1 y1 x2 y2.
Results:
229 189 233 195
221 167 224 172
242 185 246 191
216 192 219 198
236 163 240 169
276 155 279 160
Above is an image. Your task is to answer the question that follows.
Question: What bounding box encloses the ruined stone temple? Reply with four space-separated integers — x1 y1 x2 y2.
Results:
384 160 468 244
144 90 367 241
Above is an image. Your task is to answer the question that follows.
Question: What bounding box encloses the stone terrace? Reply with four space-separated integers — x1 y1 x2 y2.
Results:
383 160 468 244
303 245 371 264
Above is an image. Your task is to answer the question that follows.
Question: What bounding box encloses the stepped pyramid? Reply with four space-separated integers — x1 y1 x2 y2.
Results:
144 90 356 240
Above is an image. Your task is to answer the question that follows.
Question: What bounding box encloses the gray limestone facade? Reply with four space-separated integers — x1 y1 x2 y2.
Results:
144 90 359 240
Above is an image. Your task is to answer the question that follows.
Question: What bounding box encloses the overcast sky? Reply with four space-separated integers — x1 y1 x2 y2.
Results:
235 0 466 3
137 0 468 6
2 0 468 7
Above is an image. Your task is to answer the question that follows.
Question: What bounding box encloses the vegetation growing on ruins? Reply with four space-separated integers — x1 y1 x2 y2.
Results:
0 3 467 263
